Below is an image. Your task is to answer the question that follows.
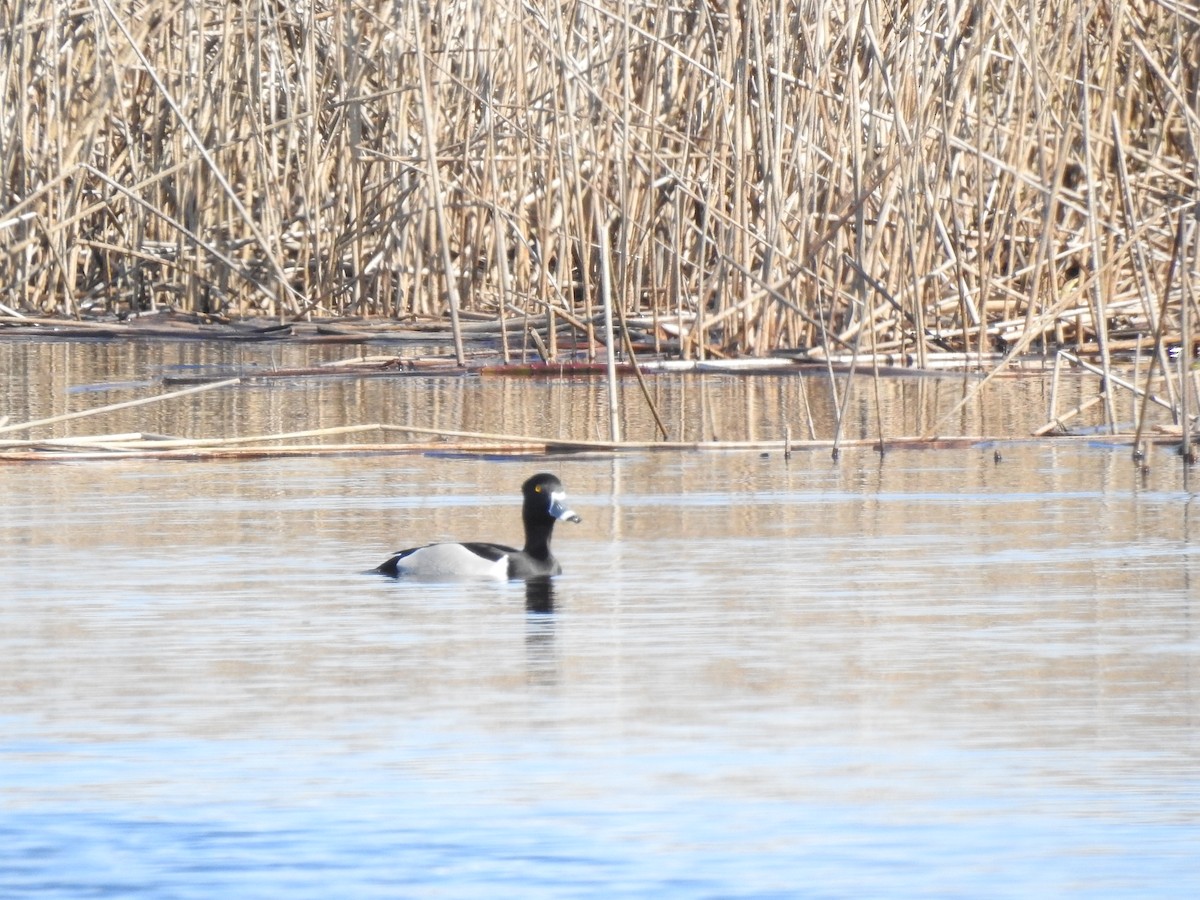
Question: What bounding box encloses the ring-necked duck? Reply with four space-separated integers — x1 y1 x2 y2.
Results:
375 472 582 580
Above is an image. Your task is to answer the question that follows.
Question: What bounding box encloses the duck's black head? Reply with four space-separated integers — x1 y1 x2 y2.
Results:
522 473 581 524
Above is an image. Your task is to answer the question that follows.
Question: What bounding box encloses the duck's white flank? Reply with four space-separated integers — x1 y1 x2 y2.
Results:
391 543 510 580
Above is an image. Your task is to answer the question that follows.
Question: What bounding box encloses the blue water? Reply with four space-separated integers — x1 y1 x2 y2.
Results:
6 725 1198 898
4 725 1199 897
3 436 1200 896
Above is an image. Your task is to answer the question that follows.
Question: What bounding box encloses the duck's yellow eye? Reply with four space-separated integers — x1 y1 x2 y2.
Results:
534 485 542 493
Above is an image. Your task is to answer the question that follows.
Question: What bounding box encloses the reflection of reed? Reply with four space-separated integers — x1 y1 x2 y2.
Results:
1 340 1186 452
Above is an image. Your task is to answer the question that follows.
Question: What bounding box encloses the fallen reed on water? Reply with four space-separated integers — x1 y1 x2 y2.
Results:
1 0 1197 365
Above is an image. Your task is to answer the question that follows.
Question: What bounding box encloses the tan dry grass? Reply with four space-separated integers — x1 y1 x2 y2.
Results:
1 0 1197 361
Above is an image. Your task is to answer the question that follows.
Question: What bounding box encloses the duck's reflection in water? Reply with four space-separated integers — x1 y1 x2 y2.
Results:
525 577 555 614
524 578 557 685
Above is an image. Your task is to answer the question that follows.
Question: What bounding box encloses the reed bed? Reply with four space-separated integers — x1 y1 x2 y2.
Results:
1 0 1196 366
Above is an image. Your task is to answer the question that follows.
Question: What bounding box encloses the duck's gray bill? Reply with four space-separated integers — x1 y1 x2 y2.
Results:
549 493 582 523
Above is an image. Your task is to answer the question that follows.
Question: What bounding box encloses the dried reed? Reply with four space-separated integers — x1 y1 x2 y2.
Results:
2 0 1194 359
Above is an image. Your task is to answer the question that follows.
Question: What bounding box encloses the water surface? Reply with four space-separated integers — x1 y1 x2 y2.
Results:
1 340 1199 897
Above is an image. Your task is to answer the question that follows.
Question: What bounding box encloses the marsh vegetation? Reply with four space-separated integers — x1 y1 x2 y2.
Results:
2 0 1196 365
